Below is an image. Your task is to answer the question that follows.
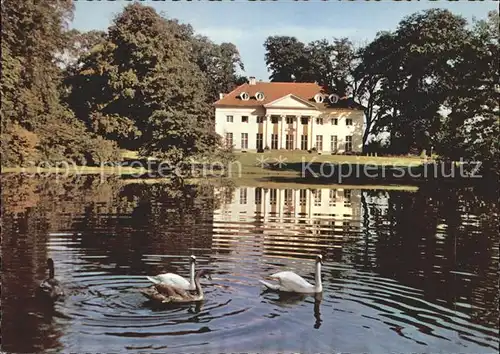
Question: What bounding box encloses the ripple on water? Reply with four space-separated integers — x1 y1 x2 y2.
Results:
2 184 498 353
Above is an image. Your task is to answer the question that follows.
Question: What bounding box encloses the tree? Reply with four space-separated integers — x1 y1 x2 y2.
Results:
192 37 245 100
353 9 471 154
1 0 120 166
264 36 309 82
437 10 499 175
64 3 224 169
305 38 357 96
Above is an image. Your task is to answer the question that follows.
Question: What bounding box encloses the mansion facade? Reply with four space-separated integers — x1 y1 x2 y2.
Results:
214 78 365 153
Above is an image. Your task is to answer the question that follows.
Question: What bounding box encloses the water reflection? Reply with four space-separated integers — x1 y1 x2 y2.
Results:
1 174 498 353
262 290 323 329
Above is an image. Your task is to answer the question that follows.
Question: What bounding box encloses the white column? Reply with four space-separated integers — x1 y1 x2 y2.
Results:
280 115 286 149
294 116 299 150
278 189 283 222
265 114 270 148
309 116 315 150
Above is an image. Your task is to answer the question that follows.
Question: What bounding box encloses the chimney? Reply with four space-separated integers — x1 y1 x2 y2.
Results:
219 93 225 99
249 76 256 85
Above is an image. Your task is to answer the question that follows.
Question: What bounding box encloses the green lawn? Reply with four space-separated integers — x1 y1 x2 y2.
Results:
233 151 425 176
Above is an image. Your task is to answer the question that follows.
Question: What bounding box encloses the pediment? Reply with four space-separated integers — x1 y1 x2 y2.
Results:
264 94 317 109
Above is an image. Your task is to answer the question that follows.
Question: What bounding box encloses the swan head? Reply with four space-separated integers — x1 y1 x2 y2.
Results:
189 255 197 264
316 255 323 264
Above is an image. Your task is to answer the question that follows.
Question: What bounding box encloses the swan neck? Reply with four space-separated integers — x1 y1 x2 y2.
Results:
189 262 195 286
315 262 322 292
195 274 204 299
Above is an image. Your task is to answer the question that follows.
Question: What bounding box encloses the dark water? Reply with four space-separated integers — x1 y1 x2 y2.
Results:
1 174 499 353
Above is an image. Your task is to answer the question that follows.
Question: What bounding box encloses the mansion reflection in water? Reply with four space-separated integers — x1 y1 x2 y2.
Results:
213 186 364 258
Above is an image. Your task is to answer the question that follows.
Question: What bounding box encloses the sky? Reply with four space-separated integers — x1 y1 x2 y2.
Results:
71 0 497 80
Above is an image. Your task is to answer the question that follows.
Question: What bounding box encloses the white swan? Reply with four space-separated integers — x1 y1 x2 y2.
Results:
140 269 210 304
259 255 323 293
146 255 196 290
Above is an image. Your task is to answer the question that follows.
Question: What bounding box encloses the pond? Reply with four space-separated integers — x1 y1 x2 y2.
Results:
1 174 499 353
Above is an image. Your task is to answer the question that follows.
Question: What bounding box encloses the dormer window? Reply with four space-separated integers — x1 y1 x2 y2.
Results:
255 92 265 101
240 92 250 101
314 93 324 103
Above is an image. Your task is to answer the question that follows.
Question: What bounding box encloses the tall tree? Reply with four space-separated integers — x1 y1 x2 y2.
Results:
437 10 499 174
264 36 309 82
305 38 357 96
64 3 223 168
192 37 245 100
353 9 471 154
1 0 119 166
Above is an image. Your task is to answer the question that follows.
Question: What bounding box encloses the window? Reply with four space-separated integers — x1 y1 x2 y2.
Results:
256 133 263 150
343 221 351 232
331 135 338 153
242 116 249 123
226 115 233 123
271 116 278 124
256 116 263 123
286 135 294 150
346 118 353 126
239 188 247 204
286 117 294 124
345 135 353 152
301 135 308 150
313 190 321 206
316 135 323 151
255 188 262 205
331 118 338 125
271 134 278 149
225 133 233 147
301 117 308 125
299 189 307 206
241 133 248 149
316 118 323 125
329 189 337 206
270 189 277 205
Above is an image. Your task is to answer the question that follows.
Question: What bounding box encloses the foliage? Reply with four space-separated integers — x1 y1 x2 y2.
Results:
0 0 121 167
436 11 499 175
264 35 357 95
263 10 498 176
63 3 240 170
192 37 245 101
264 36 309 82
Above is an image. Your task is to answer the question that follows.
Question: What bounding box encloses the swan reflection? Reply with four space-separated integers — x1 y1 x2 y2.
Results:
262 291 323 329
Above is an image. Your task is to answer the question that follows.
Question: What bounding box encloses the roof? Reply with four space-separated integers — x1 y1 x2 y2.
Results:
214 82 364 111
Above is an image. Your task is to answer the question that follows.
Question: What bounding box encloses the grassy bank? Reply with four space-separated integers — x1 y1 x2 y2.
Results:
233 151 424 176
227 151 476 187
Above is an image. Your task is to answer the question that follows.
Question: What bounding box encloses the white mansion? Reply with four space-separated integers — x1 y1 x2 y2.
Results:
214 78 365 153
